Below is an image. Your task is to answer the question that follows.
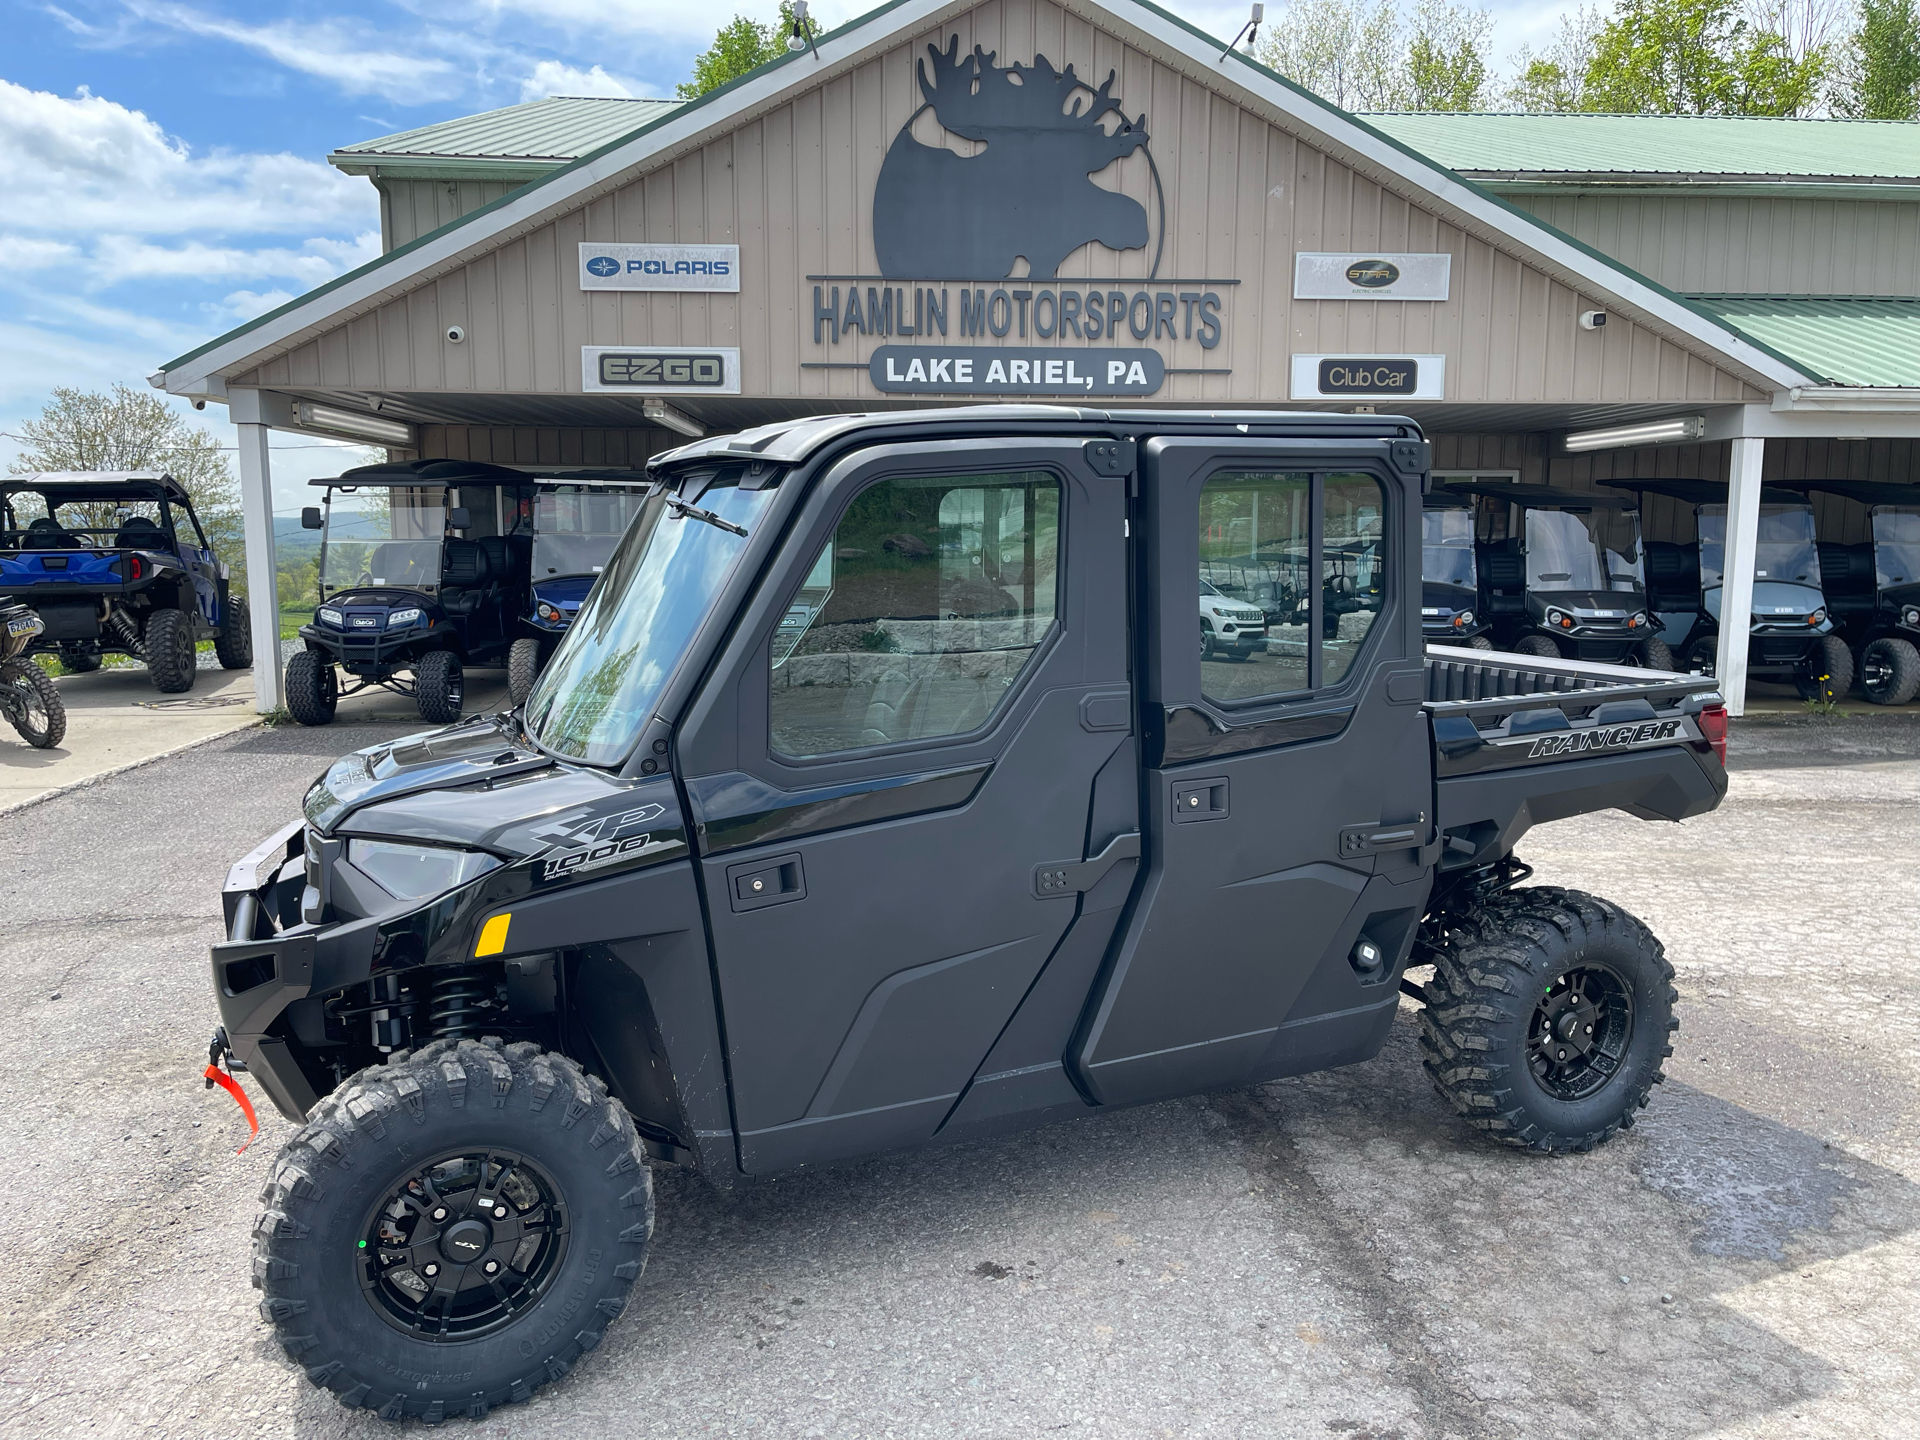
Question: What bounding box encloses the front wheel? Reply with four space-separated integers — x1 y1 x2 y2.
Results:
1795 633 1854 704
1419 886 1676 1153
416 650 465 725
1466 634 1495 651
144 608 198 693
1638 635 1675 671
284 649 338 726
253 1040 652 1422
507 638 543 706
216 594 253 669
1513 634 1561 659
1860 637 1920 706
2 660 66 748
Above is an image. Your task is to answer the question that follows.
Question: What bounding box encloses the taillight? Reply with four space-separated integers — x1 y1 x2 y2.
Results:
125 555 143 581
1697 703 1728 766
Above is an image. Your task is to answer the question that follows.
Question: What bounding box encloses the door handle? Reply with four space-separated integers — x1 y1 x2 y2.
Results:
725 852 806 913
1033 831 1142 899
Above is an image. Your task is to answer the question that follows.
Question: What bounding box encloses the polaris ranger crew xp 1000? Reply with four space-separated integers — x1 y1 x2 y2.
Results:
286 461 537 726
210 409 1729 1422
0 471 250 690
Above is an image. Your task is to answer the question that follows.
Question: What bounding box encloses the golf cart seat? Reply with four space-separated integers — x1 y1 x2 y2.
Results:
1478 541 1527 614
439 538 492 616
113 515 170 550
24 517 79 550
1643 541 1702 611
477 535 512 583
506 533 533 577
1816 542 1877 620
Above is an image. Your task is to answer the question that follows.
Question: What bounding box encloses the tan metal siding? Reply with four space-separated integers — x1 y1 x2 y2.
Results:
375 179 521 252
245 0 1767 407
1515 193 1920 298
418 425 677 467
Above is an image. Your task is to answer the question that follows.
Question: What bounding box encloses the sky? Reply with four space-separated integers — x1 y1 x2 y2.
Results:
0 0 1580 511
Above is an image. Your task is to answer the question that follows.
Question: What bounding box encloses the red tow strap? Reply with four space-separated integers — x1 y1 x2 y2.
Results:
205 1064 260 1153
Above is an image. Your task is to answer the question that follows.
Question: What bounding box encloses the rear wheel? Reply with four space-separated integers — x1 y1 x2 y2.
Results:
216 594 253 669
1419 886 1676 1153
284 650 338 726
1513 634 1561 659
1795 634 1853 704
507 638 543 706
417 650 465 725
252 1039 652 1422
1860 637 1920 706
2 660 66 748
144 608 198 693
1685 636 1717 676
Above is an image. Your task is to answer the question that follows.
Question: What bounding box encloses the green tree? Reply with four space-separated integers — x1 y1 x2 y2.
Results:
1504 5 1606 109
1258 0 1411 109
1837 0 1920 116
1582 0 1828 114
676 4 805 100
6 384 248 595
1407 0 1495 109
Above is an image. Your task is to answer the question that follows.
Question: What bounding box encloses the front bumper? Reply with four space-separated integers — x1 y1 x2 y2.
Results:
298 622 432 672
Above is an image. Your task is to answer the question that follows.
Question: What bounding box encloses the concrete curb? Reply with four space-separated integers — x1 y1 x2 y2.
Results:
0 718 267 818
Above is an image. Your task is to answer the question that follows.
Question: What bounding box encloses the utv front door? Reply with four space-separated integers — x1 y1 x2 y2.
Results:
1073 438 1434 1108
677 439 1134 1174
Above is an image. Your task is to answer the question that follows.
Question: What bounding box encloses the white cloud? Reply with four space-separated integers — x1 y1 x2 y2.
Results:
0 237 81 270
518 60 648 103
86 232 382 287
213 288 297 324
0 79 377 238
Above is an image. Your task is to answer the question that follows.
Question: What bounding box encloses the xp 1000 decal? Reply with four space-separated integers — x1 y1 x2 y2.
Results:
530 803 683 883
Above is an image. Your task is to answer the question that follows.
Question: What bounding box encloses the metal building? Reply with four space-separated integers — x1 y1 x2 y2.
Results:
149 0 1920 714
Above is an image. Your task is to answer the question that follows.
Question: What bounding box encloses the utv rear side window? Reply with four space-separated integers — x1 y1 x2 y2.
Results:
769 471 1060 758
1198 470 1388 704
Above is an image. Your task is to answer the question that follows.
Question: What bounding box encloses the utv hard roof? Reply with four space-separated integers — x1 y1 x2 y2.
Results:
1773 479 1920 508
311 459 652 488
648 406 1426 471
1599 478 1811 506
2 471 191 504
1439 480 1639 509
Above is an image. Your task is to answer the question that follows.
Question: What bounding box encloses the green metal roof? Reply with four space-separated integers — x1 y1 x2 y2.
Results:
1361 113 1920 186
1689 297 1920 387
330 96 681 178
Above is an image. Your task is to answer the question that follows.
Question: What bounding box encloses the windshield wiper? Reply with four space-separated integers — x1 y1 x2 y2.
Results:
664 495 748 537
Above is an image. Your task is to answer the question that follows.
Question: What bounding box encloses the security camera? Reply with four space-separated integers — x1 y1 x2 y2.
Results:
445 324 467 344
1579 310 1607 331
192 399 207 411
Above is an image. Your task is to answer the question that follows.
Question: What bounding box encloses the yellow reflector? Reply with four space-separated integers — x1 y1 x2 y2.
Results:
475 913 512 957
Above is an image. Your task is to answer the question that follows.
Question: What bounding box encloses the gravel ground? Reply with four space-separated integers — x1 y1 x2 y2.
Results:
0 711 1916 1440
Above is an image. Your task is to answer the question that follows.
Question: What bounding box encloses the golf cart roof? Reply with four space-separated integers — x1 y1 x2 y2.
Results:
1422 489 1474 509
1438 481 1639 509
1772 479 1920 509
311 460 654 489
3 472 192 504
1598 478 1811 506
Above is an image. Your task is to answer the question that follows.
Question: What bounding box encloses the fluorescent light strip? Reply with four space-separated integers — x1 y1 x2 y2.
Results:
643 398 706 438
1562 417 1706 453
298 402 415 446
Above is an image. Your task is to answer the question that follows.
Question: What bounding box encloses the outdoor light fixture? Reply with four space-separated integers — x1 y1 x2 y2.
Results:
786 0 818 57
642 397 706 438
297 402 415 446
1561 416 1706 453
1220 3 1264 59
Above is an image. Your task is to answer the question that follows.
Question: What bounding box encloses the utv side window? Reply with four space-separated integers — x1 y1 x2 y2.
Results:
769 471 1060 758
1198 470 1388 704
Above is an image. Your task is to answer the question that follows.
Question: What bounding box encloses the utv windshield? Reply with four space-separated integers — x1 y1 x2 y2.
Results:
524 477 774 767
1524 508 1644 592
532 485 650 578
1697 505 1821 588
318 486 446 597
1422 507 1476 588
1873 508 1920 590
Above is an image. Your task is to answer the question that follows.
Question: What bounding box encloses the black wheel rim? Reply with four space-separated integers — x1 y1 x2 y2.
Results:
1863 651 1890 697
1527 964 1634 1101
8 675 48 738
359 1148 569 1342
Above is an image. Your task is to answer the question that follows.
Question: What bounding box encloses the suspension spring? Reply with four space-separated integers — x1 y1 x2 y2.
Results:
102 603 145 658
427 966 498 1040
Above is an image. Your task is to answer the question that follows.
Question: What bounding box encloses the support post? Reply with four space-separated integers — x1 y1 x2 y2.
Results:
235 421 283 714
1715 424 1766 718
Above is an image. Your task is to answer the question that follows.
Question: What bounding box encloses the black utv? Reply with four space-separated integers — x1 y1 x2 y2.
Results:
1785 479 1920 705
0 471 250 690
1444 481 1671 668
1421 490 1492 648
287 460 536 726
1602 478 1851 703
209 408 1728 1422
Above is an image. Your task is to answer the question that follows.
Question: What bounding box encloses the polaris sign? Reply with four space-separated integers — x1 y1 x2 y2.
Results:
578 243 740 292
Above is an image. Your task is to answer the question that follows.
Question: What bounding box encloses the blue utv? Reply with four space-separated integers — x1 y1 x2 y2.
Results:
0 471 250 692
506 474 652 705
286 459 536 726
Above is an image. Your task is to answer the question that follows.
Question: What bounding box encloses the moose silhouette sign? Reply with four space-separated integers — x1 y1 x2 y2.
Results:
874 38 1161 280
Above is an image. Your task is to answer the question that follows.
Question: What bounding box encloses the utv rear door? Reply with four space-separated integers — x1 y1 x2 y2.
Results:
676 438 1135 1174
1072 438 1434 1107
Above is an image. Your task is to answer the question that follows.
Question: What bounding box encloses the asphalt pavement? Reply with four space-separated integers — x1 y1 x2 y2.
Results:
0 710 1916 1439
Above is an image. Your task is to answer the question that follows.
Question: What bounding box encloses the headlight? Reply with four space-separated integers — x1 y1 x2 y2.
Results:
346 839 501 900
1546 608 1570 629
1453 610 1474 628
1807 608 1826 627
317 607 344 627
388 607 423 628
1904 606 1920 628
537 600 560 622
